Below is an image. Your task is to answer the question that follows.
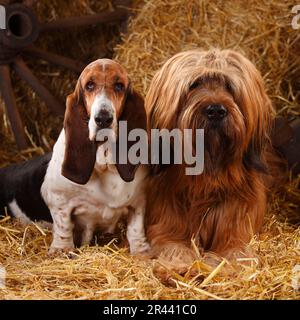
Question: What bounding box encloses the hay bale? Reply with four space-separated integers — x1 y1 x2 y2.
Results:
115 0 300 119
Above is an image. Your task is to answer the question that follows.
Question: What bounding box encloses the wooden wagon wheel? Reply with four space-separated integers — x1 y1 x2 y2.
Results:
0 0 130 149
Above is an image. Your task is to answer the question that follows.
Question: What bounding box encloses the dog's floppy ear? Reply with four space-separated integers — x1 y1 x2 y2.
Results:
62 82 97 184
243 108 272 174
116 87 147 182
242 141 268 173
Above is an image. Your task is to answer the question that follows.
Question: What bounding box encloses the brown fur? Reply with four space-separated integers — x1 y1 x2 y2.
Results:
145 49 278 272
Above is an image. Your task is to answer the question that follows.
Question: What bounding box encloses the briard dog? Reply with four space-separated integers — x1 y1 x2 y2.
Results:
145 49 278 277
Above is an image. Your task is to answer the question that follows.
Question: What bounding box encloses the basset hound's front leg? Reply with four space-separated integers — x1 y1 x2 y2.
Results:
127 198 150 255
48 199 75 254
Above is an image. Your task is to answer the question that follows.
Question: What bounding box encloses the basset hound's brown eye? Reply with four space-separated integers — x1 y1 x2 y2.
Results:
114 82 125 93
85 80 95 92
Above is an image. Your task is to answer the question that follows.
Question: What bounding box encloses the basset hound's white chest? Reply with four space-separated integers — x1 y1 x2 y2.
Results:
42 132 143 205
42 159 145 215
67 169 145 236
82 165 145 210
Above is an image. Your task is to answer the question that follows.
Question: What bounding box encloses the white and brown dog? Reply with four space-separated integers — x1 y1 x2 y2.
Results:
0 59 150 255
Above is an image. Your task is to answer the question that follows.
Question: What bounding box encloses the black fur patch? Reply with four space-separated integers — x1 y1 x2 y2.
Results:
243 145 267 173
0 153 53 222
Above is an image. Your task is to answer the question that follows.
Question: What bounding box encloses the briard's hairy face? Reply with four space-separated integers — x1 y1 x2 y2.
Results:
146 49 274 174
179 76 246 172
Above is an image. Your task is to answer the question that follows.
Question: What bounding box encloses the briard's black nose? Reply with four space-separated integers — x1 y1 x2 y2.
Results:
204 104 228 121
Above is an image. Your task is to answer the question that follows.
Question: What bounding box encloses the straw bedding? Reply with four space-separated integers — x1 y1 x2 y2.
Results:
0 0 299 299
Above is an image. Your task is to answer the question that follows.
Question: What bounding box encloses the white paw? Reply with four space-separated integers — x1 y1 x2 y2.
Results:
48 244 75 256
130 241 151 255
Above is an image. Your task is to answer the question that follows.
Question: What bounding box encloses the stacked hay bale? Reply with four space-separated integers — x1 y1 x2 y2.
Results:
115 0 300 117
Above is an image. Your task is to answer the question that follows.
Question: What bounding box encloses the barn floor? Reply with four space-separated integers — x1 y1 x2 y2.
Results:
0 191 299 300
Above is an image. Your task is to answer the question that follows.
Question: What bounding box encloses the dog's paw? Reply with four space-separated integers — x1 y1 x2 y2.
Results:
153 262 186 287
130 241 151 255
48 245 75 258
153 260 204 287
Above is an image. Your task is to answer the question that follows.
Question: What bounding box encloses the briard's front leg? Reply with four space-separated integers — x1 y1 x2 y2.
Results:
199 195 265 267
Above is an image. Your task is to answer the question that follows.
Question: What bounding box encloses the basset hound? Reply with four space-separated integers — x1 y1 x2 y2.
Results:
0 59 150 255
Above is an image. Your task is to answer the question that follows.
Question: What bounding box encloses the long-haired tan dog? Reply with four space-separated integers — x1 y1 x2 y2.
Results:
145 49 277 276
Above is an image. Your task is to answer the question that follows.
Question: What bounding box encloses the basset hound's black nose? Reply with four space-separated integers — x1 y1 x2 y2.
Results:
94 109 113 128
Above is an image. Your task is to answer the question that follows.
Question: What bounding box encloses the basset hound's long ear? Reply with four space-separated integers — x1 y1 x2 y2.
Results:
61 82 97 185
116 87 147 182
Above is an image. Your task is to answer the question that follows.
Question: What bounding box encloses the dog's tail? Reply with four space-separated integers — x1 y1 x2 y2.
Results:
0 167 9 215
272 116 300 176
